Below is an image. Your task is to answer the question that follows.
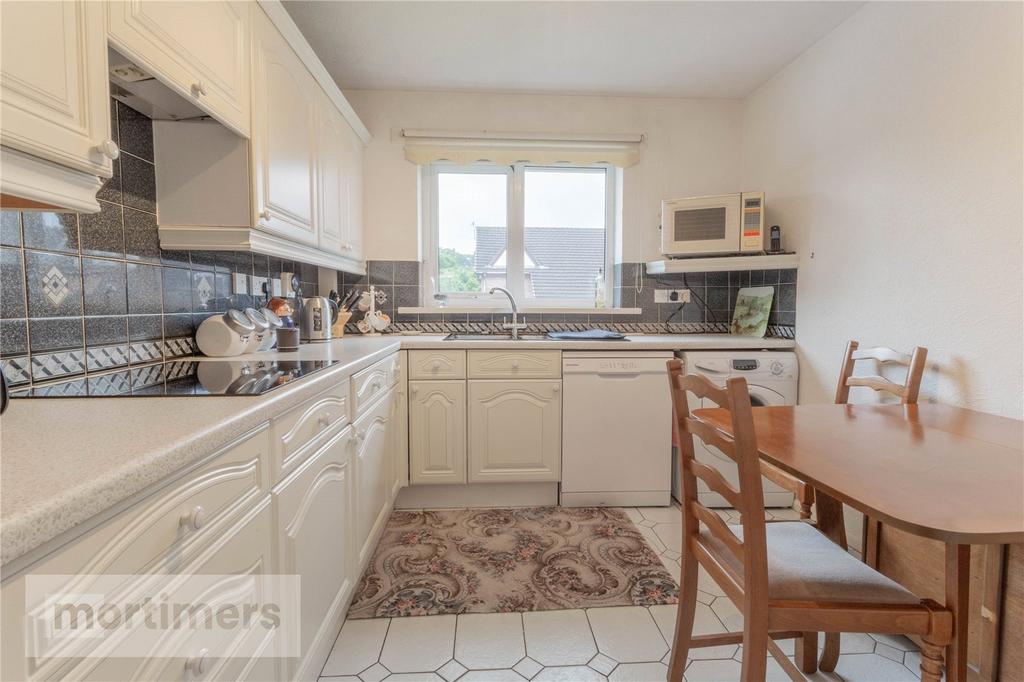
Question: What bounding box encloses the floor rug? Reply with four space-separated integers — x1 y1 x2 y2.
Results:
347 506 679 618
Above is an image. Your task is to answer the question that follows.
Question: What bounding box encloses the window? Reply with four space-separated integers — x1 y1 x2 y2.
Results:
422 163 615 308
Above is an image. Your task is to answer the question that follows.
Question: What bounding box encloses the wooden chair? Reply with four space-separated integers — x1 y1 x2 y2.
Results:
835 340 928 406
665 359 951 682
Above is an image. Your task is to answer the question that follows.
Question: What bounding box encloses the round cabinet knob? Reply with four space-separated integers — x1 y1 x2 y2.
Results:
180 506 206 532
187 648 209 678
410 386 419 395
192 81 208 97
318 413 331 428
93 139 120 160
356 430 365 443
432 361 441 371
511 360 520 370
258 209 271 221
552 384 560 392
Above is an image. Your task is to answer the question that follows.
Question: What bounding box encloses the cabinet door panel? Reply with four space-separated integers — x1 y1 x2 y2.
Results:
409 381 466 485
344 124 364 260
316 96 346 255
468 380 561 482
391 352 409 498
275 427 355 675
107 0 251 136
354 389 394 565
251 9 316 244
0 1 112 175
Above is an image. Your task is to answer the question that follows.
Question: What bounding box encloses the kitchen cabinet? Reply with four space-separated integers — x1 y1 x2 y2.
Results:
274 426 356 680
250 6 318 246
409 381 467 485
468 380 562 483
106 0 252 137
317 93 364 262
354 387 396 566
390 351 409 498
0 0 113 212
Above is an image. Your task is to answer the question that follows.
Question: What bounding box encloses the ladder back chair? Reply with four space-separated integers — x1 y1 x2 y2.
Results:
665 359 951 682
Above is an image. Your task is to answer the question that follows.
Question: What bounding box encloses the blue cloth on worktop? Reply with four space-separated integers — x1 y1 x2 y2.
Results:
545 329 627 340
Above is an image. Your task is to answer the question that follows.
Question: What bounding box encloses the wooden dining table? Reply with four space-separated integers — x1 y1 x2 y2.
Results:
691 401 1024 682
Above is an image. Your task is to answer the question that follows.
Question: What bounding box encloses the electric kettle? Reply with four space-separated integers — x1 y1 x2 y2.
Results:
299 296 339 342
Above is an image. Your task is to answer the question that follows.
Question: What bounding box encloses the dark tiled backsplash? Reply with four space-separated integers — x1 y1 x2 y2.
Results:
337 261 797 337
0 99 322 388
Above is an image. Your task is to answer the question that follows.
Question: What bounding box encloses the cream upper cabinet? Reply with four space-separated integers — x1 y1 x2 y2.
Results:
468 380 562 483
0 0 112 211
343 122 364 262
251 7 317 246
316 88 364 264
409 381 467 485
274 426 355 680
107 0 252 137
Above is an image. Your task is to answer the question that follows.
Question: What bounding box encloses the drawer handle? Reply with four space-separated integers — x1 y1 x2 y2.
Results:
258 209 270 221
319 413 331 428
552 384 560 392
191 80 208 97
432 361 441 371
180 506 206 532
372 378 383 390
511 360 520 369
93 139 120 160
187 648 209 678
356 429 365 444
410 386 419 396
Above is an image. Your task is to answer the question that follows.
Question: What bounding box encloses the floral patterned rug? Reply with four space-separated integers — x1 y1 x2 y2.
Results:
347 506 678 618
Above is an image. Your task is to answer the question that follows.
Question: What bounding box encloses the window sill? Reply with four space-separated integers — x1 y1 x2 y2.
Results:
397 306 642 315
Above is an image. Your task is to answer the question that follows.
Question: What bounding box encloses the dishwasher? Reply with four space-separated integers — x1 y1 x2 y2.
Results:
560 351 673 507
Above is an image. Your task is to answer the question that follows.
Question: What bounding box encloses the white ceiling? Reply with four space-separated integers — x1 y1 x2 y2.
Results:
283 1 863 99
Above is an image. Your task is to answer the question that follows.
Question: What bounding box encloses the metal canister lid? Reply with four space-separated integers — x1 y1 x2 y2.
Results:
224 309 256 334
261 308 284 328
243 307 270 330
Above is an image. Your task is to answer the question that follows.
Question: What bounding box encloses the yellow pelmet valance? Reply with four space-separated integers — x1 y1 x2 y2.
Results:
401 129 644 167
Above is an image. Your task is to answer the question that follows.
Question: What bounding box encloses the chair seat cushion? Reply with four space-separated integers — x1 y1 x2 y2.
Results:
701 521 920 604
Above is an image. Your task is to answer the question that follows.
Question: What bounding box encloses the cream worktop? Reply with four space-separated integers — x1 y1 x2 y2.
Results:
0 333 793 570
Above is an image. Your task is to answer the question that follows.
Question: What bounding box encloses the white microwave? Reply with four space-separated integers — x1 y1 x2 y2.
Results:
661 192 765 257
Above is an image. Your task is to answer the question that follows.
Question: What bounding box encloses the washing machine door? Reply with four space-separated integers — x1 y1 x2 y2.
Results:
747 384 786 407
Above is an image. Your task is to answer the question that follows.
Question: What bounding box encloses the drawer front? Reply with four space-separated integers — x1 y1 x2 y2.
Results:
409 350 466 380
468 350 561 379
351 354 399 417
272 380 350 480
11 429 272 680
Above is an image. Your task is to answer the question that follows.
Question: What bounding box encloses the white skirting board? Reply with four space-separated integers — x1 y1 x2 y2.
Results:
559 490 671 507
395 482 558 509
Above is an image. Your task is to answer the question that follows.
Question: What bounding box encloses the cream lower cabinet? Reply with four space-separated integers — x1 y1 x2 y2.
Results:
273 425 355 681
468 380 562 483
390 352 409 498
354 387 397 566
409 381 467 485
0 0 113 212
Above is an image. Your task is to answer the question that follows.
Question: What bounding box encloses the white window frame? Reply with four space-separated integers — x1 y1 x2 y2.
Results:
420 161 616 309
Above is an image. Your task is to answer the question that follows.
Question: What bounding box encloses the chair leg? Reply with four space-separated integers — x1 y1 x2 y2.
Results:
667 550 699 682
919 637 946 682
740 629 769 682
819 632 841 672
795 632 818 674
799 500 813 521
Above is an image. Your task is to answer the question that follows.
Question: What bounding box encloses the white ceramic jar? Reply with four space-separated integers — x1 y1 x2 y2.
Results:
243 308 270 353
259 308 283 351
195 310 255 357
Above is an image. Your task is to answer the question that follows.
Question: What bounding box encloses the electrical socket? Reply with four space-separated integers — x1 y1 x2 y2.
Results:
654 289 691 304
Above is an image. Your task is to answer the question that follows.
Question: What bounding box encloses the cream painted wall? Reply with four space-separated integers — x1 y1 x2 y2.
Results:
741 2 1023 418
345 89 744 263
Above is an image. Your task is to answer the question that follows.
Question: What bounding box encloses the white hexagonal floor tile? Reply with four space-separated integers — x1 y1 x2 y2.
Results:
437 660 467 682
608 662 668 681
455 612 525 669
649 603 737 661
588 653 618 675
380 615 457 673
524 609 597 666
514 657 544 680
319 676 361 682
383 674 445 681
652 524 682 554
457 670 526 681
587 607 668 663
707 597 743 631
323 618 391 676
534 666 607 681
869 633 918 652
360 662 392 682
834 652 920 681
637 507 682 524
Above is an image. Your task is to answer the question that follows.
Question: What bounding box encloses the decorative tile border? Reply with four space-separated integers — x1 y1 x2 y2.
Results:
30 349 86 381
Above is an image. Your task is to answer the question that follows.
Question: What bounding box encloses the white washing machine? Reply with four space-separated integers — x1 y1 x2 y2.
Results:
673 351 799 509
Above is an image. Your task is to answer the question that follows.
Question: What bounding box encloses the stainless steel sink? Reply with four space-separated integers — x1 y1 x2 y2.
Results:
443 333 550 341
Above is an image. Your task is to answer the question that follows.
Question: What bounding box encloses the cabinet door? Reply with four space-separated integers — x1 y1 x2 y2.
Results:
343 124 364 261
468 380 561 483
353 388 394 565
251 8 317 245
0 1 113 176
316 93 347 255
409 381 467 485
390 352 409 498
274 426 355 677
107 0 251 137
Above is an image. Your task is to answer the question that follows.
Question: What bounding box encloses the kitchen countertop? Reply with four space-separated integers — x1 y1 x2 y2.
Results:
0 333 793 571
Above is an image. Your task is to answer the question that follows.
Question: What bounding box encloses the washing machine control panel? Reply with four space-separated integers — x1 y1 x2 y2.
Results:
732 359 759 371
